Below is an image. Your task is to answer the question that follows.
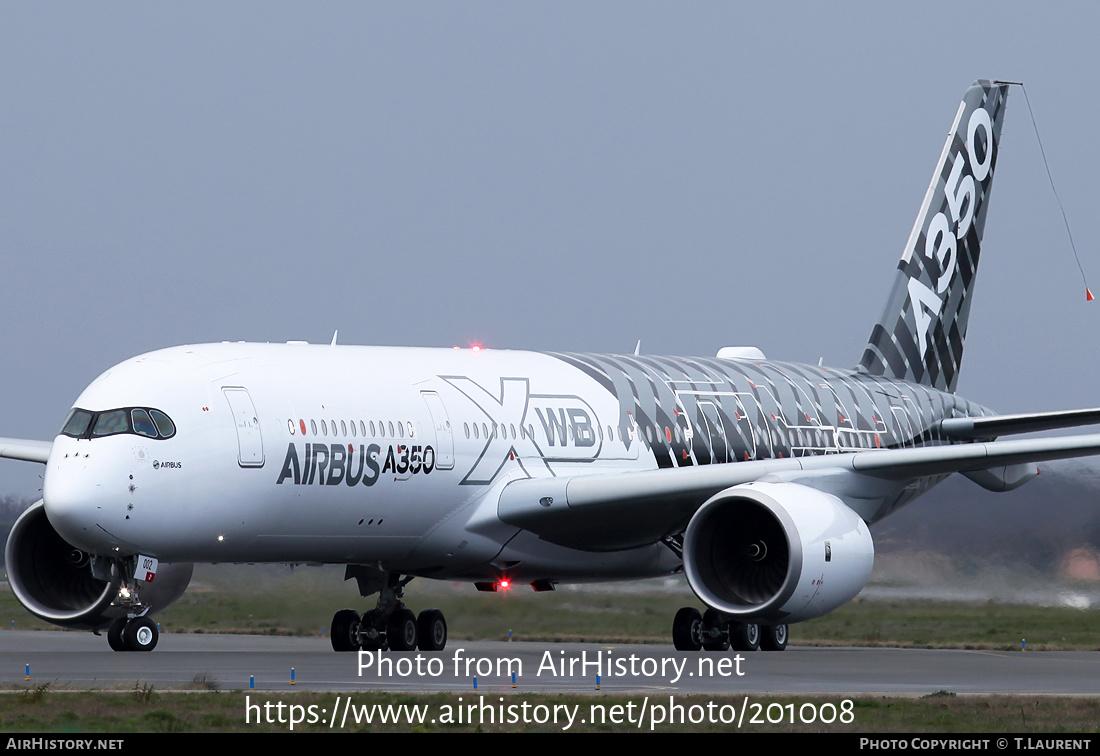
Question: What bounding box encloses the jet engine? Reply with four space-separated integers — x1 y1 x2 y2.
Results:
5 500 192 630
682 481 874 624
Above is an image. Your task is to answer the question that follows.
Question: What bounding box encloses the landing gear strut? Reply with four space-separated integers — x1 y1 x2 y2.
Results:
672 606 787 652
330 571 448 652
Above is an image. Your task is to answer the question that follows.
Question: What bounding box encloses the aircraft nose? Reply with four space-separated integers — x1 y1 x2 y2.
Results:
42 448 116 553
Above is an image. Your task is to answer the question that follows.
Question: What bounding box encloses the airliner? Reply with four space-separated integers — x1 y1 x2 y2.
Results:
5 80 1100 654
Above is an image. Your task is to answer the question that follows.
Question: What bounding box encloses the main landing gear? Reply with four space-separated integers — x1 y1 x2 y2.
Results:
672 607 787 652
330 571 448 652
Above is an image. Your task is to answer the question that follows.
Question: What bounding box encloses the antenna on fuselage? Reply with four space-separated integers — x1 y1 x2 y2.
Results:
330 330 338 346
634 340 641 356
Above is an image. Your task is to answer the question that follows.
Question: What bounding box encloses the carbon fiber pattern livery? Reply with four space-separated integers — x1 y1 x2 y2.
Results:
861 80 1008 393
550 352 987 466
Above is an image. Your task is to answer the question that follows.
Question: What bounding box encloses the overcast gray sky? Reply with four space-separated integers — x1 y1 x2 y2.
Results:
3 2 1100 497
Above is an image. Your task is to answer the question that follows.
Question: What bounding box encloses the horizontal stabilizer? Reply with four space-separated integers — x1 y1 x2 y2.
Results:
0 438 52 464
939 408 1100 439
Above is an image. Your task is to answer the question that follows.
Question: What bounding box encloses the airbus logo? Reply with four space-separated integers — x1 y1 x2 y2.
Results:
275 442 437 487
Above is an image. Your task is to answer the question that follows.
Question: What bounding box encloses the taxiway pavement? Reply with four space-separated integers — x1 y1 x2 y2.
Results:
1 631 1096 695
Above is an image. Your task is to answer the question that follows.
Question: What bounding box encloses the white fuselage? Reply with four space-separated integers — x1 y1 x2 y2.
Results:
42 343 683 582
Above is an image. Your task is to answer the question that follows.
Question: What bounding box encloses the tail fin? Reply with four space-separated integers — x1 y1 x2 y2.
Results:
860 80 1009 393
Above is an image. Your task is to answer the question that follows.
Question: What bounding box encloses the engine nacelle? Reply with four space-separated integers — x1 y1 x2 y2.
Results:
682 481 874 624
5 500 193 630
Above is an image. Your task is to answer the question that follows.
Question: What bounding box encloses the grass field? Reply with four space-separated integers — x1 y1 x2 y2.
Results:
1 688 1098 733
4 563 1099 650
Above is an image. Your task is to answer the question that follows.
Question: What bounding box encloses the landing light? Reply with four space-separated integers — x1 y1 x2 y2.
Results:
217 535 224 542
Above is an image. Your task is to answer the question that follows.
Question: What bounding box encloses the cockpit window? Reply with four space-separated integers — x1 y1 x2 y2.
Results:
150 410 175 438
131 409 158 438
93 410 130 436
60 407 176 440
60 409 93 437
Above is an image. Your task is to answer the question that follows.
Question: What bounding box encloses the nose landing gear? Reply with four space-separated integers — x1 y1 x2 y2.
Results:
104 558 159 652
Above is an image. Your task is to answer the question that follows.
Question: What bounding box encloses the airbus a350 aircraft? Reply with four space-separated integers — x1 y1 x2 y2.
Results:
5 80 1100 654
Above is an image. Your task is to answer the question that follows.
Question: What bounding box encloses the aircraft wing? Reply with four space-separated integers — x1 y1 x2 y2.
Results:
939 408 1100 439
850 432 1100 478
498 432 1100 551
0 438 52 464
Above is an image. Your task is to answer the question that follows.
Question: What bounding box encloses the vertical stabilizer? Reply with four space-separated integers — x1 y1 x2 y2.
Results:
860 80 1009 392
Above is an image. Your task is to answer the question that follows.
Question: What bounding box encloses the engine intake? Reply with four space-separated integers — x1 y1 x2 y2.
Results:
5 500 192 630
682 481 874 623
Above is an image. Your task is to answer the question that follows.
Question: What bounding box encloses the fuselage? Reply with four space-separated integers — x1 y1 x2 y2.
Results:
42 342 989 582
